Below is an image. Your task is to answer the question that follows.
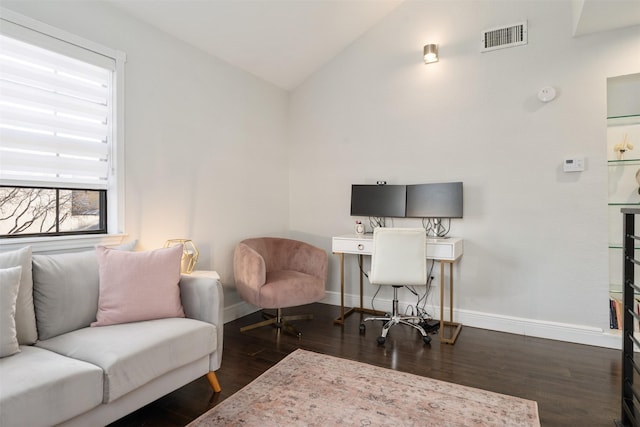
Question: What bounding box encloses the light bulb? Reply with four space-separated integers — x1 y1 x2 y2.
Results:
423 44 439 64
424 53 437 63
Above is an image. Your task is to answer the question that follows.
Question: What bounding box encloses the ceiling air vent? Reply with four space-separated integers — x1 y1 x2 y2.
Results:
481 21 528 53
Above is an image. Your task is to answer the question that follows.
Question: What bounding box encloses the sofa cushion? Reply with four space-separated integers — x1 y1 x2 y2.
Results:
36 317 216 403
0 247 37 345
0 345 103 427
92 245 185 327
31 241 138 340
0 266 22 358
33 250 100 340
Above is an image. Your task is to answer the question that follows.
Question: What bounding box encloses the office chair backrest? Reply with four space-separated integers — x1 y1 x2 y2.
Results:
370 228 427 286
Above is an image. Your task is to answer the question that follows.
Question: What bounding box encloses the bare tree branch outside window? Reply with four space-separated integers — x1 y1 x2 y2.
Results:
0 187 104 237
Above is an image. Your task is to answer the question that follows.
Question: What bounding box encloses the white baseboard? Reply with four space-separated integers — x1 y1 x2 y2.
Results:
454 307 621 349
223 292 622 349
223 301 260 324
321 290 622 350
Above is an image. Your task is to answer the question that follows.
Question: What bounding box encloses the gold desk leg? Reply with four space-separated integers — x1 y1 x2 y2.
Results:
359 254 364 311
439 261 445 340
334 253 347 325
439 260 462 344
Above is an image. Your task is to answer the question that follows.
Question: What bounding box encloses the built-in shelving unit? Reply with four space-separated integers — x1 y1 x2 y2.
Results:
608 114 640 328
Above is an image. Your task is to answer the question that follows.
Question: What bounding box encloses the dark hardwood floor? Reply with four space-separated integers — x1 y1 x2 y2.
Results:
110 303 621 426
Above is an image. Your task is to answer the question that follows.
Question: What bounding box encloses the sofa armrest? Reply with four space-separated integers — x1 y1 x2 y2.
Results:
179 271 224 371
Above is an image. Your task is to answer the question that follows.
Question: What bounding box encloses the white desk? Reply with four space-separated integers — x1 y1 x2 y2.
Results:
331 234 464 344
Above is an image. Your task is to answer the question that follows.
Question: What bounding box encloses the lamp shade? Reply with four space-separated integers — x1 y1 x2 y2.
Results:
423 44 438 64
163 239 199 274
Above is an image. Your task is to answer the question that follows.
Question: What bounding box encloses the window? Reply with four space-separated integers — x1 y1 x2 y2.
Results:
0 8 125 241
0 187 106 236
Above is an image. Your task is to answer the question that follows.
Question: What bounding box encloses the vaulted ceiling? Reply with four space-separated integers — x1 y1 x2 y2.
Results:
109 0 640 91
110 0 403 90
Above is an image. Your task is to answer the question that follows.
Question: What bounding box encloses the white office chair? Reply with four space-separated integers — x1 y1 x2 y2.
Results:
362 227 432 345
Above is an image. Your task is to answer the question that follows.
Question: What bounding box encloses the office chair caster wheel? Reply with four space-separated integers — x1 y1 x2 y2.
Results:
359 323 366 334
422 335 432 344
377 336 386 345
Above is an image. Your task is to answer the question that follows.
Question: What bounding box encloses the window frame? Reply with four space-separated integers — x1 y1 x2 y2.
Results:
0 7 127 252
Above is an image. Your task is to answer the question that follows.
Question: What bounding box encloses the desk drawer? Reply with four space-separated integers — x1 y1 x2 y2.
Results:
332 237 373 255
427 243 453 260
333 235 463 261
426 238 463 261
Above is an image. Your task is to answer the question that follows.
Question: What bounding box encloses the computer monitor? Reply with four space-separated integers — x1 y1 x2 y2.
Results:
350 185 407 218
405 182 463 218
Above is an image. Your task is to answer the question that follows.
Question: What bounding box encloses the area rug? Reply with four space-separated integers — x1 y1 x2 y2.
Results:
188 349 540 427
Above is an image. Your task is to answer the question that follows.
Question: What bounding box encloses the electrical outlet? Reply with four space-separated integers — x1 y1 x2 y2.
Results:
429 275 438 287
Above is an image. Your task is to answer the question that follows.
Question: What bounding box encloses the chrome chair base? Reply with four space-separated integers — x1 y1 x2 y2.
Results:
363 286 432 345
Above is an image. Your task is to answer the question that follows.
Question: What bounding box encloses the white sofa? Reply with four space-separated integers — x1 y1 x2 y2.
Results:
0 246 224 427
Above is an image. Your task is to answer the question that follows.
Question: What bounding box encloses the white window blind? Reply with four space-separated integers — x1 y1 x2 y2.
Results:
0 32 114 190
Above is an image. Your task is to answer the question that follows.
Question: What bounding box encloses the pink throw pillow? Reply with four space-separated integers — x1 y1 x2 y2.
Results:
92 245 185 327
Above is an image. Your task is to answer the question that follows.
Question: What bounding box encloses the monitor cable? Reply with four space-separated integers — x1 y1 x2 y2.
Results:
369 216 385 229
422 217 451 238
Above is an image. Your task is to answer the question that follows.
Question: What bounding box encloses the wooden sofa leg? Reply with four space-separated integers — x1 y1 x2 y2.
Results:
207 371 222 393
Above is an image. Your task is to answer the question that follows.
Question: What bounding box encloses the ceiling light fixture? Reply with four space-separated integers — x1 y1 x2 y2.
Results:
423 44 438 64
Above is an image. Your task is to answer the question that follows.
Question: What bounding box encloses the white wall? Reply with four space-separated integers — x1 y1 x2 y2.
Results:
2 1 291 310
288 0 640 347
5 1 640 346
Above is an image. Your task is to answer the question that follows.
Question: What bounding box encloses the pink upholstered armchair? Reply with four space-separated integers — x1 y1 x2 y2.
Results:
233 237 328 336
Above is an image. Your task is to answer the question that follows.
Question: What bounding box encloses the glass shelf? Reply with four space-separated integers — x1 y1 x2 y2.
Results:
608 114 640 301
608 245 640 249
610 289 640 296
608 114 640 126
608 158 640 164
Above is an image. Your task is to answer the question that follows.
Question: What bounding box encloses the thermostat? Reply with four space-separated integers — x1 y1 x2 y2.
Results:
563 157 585 172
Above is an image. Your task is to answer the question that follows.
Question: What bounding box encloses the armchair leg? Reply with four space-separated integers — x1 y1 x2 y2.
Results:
240 308 313 337
240 316 277 332
282 313 313 322
206 371 221 393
